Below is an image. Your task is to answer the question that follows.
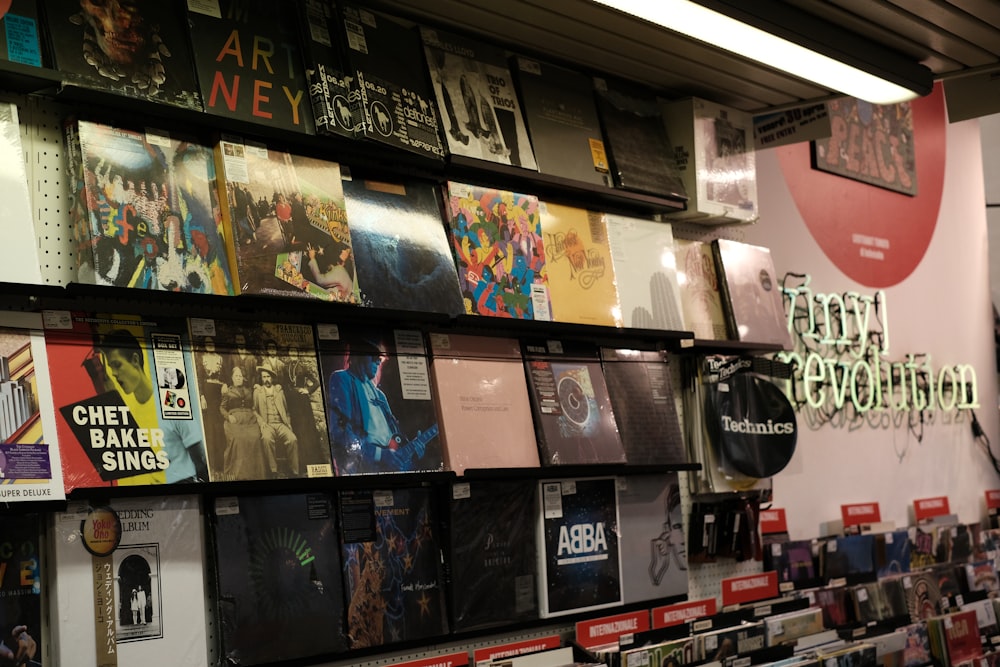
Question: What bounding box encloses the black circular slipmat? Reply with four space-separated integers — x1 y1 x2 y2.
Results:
705 371 797 478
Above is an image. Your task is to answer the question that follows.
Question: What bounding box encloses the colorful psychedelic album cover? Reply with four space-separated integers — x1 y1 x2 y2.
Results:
444 181 550 320
65 119 235 294
215 135 358 302
339 486 448 648
0 312 65 502
45 312 208 492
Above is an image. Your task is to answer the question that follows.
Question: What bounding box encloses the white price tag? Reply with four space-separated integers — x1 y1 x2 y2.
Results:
453 483 471 500
215 497 239 516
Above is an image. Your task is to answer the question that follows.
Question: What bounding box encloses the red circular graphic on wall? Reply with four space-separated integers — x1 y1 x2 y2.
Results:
777 85 946 288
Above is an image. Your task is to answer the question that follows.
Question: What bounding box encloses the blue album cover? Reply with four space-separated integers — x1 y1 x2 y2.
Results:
824 534 875 579
538 476 622 616
877 530 912 578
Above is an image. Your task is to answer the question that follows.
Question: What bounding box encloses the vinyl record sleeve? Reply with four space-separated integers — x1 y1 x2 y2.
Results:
537 476 622 617
210 492 347 665
344 177 464 316
421 26 536 169
65 118 235 294
186 0 314 132
903 569 942 623
187 318 334 482
214 135 357 302
713 239 792 348
675 239 727 340
0 513 42 664
0 312 66 503
428 333 539 475
513 56 610 186
49 495 208 667
447 479 539 631
616 474 687 604
523 342 625 466
444 181 551 320
600 348 686 466
339 486 448 648
297 0 361 140
318 325 442 475
604 214 685 331
46 312 209 492
0 102 42 286
537 202 618 327
44 0 202 110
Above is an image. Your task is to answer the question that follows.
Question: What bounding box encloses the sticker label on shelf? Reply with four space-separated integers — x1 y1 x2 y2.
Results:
473 636 561 665
652 598 717 628
721 571 778 607
576 610 650 649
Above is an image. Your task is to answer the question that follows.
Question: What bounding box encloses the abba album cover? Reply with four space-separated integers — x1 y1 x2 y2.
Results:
0 513 42 665
444 181 550 320
537 476 622 617
600 348 686 466
523 340 625 466
447 479 538 631
48 495 207 667
421 26 536 169
215 135 357 302
344 176 464 316
65 118 235 294
185 0 314 133
187 317 333 482
44 0 202 109
339 486 448 648
210 492 347 665
317 325 441 476
46 312 208 492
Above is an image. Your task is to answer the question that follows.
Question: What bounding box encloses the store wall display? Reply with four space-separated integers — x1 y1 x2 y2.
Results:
64 118 235 294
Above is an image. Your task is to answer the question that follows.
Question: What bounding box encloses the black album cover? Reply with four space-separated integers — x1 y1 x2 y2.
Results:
712 239 793 349
186 0 314 133
344 177 464 316
600 348 685 465
421 26 537 169
513 56 610 186
447 479 538 631
44 0 201 109
211 493 347 665
537 477 622 617
317 325 442 475
296 0 359 139
0 513 41 666
524 340 625 466
593 77 686 199
339 486 448 648
336 4 443 157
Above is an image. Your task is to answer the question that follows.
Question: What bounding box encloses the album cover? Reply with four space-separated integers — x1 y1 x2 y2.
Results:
881 576 911 620
763 607 825 647
537 202 618 326
65 118 235 294
616 474 686 604
513 56 610 186
712 239 793 348
0 513 42 665
428 333 539 475
210 492 347 665
537 476 622 617
444 181 550 319
928 609 981 667
339 486 448 647
214 135 357 301
0 102 42 286
0 1 43 66
901 622 932 667
876 530 912 578
46 312 209 492
187 318 333 482
662 97 758 224
674 239 727 340
600 348 685 466
593 77 685 199
767 539 817 586
814 585 853 628
909 525 937 570
44 0 201 109
0 314 65 503
186 0 314 133
621 638 693 667
447 479 538 631
816 643 876 667
965 559 1000 593
604 213 685 331
822 534 876 580
344 176 464 316
296 0 358 139
903 569 942 623
421 26 536 169
523 341 625 466
693 621 766 662
851 581 892 624
317 325 441 475
48 495 207 666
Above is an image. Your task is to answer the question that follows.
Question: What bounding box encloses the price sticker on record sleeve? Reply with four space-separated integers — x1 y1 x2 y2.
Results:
542 482 563 518
189 317 216 337
453 483 471 500
215 497 239 516
373 490 393 507
316 323 340 340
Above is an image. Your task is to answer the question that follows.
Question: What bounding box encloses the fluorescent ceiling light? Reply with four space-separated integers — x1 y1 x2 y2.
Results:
591 0 931 105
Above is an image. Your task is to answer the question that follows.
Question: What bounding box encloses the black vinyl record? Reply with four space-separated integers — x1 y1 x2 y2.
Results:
705 370 796 479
